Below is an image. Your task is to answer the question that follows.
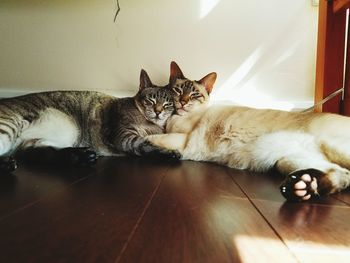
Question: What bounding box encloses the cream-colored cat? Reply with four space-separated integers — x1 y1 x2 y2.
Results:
148 62 350 202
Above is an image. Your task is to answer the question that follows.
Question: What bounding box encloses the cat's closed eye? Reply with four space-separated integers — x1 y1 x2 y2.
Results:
144 98 155 106
190 92 202 99
173 87 183 95
163 102 173 108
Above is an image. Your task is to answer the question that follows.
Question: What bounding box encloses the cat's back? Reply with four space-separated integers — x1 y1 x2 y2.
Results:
199 105 317 132
0 90 115 119
182 105 320 166
0 90 113 107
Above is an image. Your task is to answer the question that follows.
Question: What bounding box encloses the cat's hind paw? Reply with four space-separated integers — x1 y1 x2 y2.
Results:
280 169 324 202
0 156 18 174
59 147 98 166
159 149 182 160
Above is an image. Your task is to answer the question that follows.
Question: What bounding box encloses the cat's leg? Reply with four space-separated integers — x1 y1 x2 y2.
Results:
309 114 350 169
146 133 187 152
117 131 182 159
16 146 98 166
277 155 350 201
318 136 350 170
137 139 182 159
0 121 20 173
0 133 12 156
251 131 350 201
0 134 17 173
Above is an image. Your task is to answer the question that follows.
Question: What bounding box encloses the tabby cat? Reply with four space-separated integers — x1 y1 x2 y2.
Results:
148 61 350 202
0 69 179 173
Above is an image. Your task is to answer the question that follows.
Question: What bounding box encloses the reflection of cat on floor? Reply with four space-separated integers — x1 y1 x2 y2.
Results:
148 61 350 202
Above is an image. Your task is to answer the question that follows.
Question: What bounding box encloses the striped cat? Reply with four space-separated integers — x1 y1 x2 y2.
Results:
147 61 350 202
0 69 179 173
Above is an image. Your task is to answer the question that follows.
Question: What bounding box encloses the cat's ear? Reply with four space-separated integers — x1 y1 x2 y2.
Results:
139 69 153 90
198 72 217 94
169 61 185 84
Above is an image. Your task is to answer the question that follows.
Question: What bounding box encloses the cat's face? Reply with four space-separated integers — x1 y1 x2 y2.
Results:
136 69 175 127
138 87 175 127
171 78 210 115
168 61 217 115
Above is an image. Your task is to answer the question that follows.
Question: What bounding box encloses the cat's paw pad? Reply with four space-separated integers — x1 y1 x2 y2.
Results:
0 156 18 173
293 174 318 201
280 169 324 202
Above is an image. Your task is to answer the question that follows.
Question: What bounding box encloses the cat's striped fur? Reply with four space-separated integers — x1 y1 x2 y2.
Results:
0 70 178 172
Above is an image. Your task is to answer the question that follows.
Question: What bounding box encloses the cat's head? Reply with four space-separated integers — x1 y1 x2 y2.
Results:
168 61 217 115
135 69 175 127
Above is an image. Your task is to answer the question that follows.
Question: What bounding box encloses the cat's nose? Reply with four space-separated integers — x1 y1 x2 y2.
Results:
154 106 163 116
180 96 189 106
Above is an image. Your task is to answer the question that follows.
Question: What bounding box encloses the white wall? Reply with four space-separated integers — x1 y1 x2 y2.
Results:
0 0 318 110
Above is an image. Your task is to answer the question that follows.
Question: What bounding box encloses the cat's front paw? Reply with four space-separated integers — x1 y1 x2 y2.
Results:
280 169 325 202
59 147 98 166
140 141 182 159
0 156 18 174
159 149 182 159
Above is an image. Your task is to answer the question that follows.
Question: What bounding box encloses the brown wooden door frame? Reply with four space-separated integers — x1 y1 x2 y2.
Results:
314 0 348 114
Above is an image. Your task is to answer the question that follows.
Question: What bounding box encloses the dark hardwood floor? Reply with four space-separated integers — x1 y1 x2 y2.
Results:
1 156 350 263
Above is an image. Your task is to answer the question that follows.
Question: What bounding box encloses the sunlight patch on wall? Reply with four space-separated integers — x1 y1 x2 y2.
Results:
209 45 313 111
209 46 297 111
218 47 262 92
199 0 220 19
211 85 296 111
273 40 301 66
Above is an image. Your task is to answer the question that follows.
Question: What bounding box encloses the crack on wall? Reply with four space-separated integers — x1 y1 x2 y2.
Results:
114 0 121 22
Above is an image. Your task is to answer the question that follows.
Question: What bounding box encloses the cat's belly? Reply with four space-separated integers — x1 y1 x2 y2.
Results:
20 108 79 148
182 127 256 169
182 128 320 173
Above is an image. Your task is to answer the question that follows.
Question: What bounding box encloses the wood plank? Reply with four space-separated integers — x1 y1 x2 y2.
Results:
314 0 347 114
227 169 347 206
254 200 350 262
334 188 350 205
0 157 171 263
118 161 297 263
229 169 350 262
0 163 91 219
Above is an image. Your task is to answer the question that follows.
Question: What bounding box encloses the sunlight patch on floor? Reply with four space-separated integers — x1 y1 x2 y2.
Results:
234 235 350 263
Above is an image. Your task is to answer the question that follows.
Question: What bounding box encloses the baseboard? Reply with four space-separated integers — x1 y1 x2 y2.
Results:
210 100 314 111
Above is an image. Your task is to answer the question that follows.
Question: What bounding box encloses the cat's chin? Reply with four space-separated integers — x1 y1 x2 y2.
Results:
177 109 188 116
153 120 167 127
